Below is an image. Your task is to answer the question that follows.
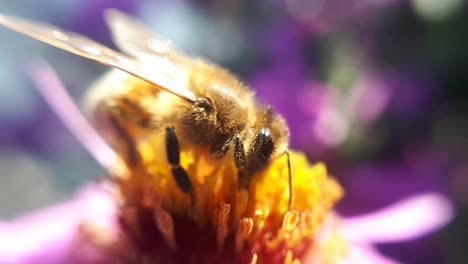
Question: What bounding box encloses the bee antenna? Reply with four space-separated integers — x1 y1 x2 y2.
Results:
285 150 293 209
279 150 293 209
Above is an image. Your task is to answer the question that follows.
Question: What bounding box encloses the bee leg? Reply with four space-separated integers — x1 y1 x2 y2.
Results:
233 134 248 188
237 128 275 189
108 112 141 168
165 126 193 194
246 128 293 209
107 98 159 130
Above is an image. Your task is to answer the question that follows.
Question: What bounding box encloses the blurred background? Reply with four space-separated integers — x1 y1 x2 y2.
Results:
0 0 466 263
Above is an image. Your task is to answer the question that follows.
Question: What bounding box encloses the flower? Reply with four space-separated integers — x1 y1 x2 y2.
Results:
0 182 452 264
0 60 453 263
285 0 402 33
0 183 118 264
33 60 345 263
117 148 343 263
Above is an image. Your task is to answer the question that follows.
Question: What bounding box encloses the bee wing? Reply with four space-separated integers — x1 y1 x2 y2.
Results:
0 13 196 103
104 10 234 88
104 9 189 63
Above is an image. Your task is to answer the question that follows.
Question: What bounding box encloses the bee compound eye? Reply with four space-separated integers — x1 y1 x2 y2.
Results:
195 97 213 112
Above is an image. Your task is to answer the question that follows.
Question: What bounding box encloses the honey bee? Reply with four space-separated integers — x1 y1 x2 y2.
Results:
0 10 292 205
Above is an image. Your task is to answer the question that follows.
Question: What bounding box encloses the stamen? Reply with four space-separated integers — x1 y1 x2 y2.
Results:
284 250 293 264
282 211 300 232
154 209 176 250
263 211 300 251
142 187 154 208
265 230 288 249
253 208 269 232
235 218 253 253
217 203 230 250
250 253 258 264
121 207 141 239
77 221 118 250
299 210 316 236
235 189 249 219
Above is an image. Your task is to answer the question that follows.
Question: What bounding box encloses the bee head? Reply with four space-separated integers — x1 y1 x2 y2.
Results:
244 106 290 172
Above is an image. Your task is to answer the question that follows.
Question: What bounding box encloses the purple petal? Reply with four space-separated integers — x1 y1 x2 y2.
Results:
342 193 453 244
0 184 117 264
286 0 402 33
27 59 118 171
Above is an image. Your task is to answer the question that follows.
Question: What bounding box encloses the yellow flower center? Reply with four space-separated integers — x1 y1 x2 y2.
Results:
111 129 343 263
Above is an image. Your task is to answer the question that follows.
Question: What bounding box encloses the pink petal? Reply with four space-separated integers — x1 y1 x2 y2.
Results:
0 184 117 264
342 193 453 243
342 243 400 264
